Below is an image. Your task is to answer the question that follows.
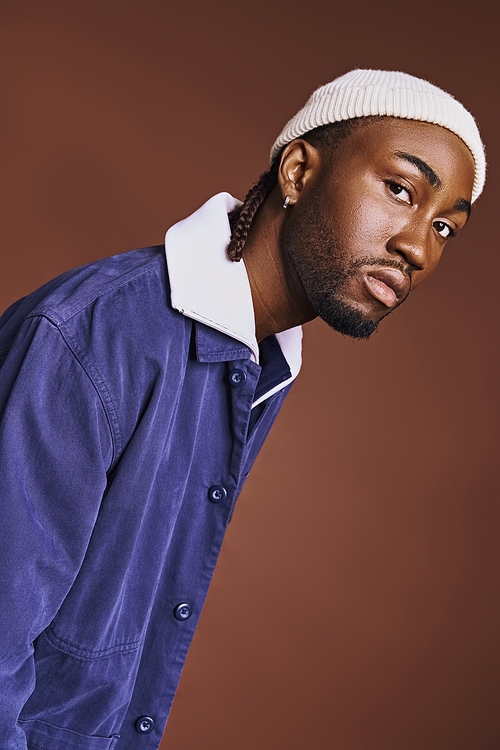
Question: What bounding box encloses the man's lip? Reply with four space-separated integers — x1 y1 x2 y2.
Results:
364 268 410 308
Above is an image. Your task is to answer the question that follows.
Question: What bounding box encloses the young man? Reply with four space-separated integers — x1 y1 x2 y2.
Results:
0 69 485 750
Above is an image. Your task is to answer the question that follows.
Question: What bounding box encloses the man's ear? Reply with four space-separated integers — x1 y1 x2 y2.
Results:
277 139 321 206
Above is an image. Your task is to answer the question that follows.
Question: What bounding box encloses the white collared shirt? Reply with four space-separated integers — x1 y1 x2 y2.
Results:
165 192 303 406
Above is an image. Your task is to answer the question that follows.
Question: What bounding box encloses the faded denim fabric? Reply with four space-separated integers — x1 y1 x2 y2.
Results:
0 245 293 750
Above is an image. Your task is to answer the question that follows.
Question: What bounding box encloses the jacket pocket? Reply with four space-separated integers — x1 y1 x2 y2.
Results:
20 630 139 744
21 718 119 750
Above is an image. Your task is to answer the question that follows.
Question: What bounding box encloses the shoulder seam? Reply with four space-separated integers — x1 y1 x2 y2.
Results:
33 315 121 467
26 253 165 328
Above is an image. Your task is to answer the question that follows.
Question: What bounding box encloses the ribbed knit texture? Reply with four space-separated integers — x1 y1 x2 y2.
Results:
270 69 485 202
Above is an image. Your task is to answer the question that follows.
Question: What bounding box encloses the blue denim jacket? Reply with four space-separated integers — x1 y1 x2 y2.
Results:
0 196 301 750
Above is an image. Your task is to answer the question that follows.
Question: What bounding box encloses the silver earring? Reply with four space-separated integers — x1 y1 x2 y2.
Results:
283 195 290 209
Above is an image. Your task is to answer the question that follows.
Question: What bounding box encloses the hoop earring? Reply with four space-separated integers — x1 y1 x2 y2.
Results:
283 195 290 209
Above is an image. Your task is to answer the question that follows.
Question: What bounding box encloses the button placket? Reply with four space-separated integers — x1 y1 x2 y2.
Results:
227 359 260 496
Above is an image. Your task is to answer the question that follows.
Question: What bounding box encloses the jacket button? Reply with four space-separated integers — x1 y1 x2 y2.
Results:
208 485 227 503
229 369 246 387
174 602 192 621
135 716 154 734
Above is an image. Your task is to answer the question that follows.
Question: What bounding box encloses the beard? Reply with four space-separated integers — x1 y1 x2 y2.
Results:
282 187 406 340
306 277 380 339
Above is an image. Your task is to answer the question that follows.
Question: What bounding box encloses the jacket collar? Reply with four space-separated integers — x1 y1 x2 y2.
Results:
164 192 302 384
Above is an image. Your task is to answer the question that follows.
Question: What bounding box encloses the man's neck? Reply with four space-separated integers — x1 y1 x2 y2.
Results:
242 187 316 342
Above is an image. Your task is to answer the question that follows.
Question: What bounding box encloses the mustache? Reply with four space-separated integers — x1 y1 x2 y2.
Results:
341 257 413 292
351 257 412 280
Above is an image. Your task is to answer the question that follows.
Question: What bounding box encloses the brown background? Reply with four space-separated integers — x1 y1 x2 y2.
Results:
1 1 499 748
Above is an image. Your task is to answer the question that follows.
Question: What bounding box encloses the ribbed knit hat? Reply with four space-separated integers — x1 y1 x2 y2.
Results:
270 69 485 202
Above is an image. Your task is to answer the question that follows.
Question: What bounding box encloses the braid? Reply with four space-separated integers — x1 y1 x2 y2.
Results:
227 158 280 262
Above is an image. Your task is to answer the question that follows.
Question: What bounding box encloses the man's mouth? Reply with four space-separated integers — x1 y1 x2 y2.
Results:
363 267 411 308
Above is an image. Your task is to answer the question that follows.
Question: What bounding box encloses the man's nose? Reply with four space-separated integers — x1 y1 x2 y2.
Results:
386 224 431 271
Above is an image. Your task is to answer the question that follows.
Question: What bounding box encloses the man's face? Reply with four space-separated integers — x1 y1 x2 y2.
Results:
282 118 475 338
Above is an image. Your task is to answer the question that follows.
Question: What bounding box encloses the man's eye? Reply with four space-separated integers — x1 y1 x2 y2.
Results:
389 183 411 204
433 220 453 239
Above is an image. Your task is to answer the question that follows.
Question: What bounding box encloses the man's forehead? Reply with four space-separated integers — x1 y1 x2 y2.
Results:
352 115 463 146
329 117 475 207
351 118 474 176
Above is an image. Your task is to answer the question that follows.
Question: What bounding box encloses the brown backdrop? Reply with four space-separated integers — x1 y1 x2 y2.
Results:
1 1 499 748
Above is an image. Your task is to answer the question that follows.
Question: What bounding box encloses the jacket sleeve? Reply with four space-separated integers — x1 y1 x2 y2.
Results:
0 315 114 749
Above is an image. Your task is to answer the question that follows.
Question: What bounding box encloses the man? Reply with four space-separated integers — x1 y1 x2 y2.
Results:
0 69 485 750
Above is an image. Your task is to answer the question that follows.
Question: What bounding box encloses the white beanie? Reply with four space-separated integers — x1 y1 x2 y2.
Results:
270 69 485 202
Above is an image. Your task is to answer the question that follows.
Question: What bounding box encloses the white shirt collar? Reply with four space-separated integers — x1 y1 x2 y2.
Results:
165 192 302 398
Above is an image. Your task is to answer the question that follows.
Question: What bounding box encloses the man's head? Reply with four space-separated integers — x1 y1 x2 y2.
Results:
278 116 475 337
228 69 484 339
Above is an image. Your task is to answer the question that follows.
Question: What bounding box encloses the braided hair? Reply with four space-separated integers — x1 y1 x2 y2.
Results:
226 116 382 263
227 158 280 262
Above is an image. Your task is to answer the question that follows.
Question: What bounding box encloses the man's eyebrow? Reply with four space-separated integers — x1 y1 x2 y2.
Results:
454 197 471 219
394 150 471 221
394 151 441 190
